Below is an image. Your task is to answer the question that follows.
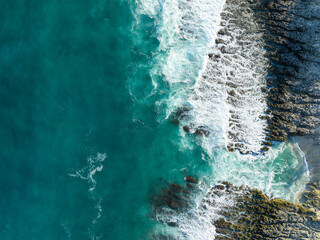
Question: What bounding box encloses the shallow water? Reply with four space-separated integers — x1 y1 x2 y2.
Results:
0 0 311 239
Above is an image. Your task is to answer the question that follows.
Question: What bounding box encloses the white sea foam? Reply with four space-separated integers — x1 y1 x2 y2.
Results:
153 181 220 240
68 153 106 192
209 142 309 202
185 0 269 155
68 153 106 239
153 141 309 239
61 220 72 240
135 0 226 120
135 0 311 239
136 0 268 155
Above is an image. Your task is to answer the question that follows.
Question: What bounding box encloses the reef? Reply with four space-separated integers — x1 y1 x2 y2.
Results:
151 176 199 213
209 182 320 240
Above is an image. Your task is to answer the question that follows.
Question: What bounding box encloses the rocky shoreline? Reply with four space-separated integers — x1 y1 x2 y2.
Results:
207 2 320 237
158 0 320 238
211 182 320 239
252 0 320 142
171 0 320 154
152 179 320 239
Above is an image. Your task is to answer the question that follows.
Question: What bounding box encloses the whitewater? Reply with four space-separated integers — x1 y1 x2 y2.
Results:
134 0 311 239
1 0 316 239
135 0 270 155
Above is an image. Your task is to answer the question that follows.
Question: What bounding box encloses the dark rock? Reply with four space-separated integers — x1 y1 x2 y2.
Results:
170 106 191 125
182 126 190 133
260 146 270 152
239 185 249 191
185 176 198 184
263 141 273 147
186 183 194 189
214 184 225 190
208 182 320 239
221 181 233 189
214 218 231 229
167 198 180 209
255 0 320 142
167 221 177 227
162 188 172 195
215 38 225 44
170 118 179 125
183 189 190 194
153 179 320 239
170 184 183 193
194 128 210 137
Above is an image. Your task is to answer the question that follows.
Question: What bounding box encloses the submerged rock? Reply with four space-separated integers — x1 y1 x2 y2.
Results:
194 128 210 137
184 176 198 184
170 106 191 125
182 126 190 133
151 179 199 213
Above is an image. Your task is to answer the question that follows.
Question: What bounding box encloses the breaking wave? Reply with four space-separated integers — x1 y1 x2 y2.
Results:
135 0 269 155
133 0 316 239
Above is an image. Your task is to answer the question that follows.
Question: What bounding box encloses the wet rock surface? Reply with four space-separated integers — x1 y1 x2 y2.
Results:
210 182 320 240
151 179 320 239
171 106 212 137
170 106 191 125
251 0 320 142
170 0 320 154
184 176 198 184
218 0 320 150
207 0 269 154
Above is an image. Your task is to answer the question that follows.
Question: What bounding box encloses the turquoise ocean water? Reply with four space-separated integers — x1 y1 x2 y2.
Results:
0 1 207 239
0 0 310 239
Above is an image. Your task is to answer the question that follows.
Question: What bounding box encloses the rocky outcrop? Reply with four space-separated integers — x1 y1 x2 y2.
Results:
210 182 320 240
151 177 320 239
251 0 320 141
169 0 320 154
207 0 270 154
151 180 320 239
